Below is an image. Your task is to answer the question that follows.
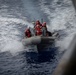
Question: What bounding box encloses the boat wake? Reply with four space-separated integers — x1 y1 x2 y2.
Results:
0 16 34 55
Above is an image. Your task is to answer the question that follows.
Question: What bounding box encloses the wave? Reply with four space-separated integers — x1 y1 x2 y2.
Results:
0 16 33 55
39 0 76 51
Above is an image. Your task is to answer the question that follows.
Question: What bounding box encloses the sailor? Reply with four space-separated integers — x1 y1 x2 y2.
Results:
35 24 42 36
42 22 47 36
34 20 42 28
25 28 31 38
34 20 42 36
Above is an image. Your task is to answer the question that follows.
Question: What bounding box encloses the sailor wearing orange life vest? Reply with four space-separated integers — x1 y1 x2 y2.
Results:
34 20 42 36
34 20 42 28
42 22 47 36
25 28 31 38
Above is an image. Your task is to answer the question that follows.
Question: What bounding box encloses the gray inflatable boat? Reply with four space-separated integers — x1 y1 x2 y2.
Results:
22 32 59 52
22 32 59 46
22 36 56 45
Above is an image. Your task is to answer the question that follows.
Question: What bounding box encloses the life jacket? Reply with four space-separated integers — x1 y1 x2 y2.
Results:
35 24 42 36
36 30 42 36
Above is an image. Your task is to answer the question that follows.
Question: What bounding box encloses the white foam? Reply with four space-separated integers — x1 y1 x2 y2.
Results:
56 33 75 51
1 40 24 55
0 16 33 27
0 16 33 55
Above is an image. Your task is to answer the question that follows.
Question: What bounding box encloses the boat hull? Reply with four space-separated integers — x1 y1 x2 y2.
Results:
22 36 56 46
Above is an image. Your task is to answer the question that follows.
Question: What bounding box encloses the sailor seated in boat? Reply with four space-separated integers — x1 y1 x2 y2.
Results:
34 20 42 36
42 22 47 36
24 20 53 38
42 22 53 36
25 28 32 38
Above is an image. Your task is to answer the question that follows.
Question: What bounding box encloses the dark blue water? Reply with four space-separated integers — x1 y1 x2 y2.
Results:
0 48 59 75
0 0 75 75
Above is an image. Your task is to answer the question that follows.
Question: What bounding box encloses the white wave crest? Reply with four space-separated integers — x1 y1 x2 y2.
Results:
0 16 33 55
39 0 76 51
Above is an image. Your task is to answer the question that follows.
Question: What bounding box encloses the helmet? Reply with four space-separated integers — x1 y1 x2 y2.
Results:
36 20 40 25
26 28 30 32
42 22 46 27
